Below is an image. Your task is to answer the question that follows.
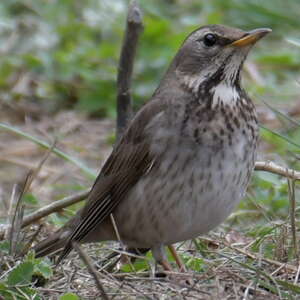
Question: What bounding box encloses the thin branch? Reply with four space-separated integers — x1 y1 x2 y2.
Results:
110 213 134 271
288 179 298 260
116 0 143 141
8 144 51 255
22 189 89 227
0 189 89 239
73 242 110 300
255 161 300 180
226 242 298 273
7 184 22 255
5 184 18 240
110 213 122 243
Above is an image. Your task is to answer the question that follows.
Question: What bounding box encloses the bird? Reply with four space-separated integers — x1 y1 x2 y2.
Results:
34 24 271 273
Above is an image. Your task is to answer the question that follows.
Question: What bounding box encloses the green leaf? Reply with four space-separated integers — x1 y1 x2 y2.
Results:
257 54 300 66
23 193 38 205
256 171 282 187
7 261 34 285
59 293 80 300
0 240 10 253
276 279 300 293
120 259 149 273
0 282 12 299
33 259 53 279
184 256 204 272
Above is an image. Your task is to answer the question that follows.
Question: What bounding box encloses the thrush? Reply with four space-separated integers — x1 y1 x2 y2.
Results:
34 25 271 272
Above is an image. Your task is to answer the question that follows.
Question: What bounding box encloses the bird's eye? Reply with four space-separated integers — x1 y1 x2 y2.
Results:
203 33 217 47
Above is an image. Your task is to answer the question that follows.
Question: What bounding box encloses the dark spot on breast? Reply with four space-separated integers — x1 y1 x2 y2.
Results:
192 127 203 144
206 110 215 122
233 116 240 128
193 128 199 139
212 132 218 140
226 122 234 133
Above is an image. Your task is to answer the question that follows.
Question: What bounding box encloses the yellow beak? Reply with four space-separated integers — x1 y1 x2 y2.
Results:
230 28 272 47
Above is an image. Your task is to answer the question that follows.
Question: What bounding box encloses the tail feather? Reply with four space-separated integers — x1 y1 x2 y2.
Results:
34 214 81 260
55 242 73 265
34 230 67 258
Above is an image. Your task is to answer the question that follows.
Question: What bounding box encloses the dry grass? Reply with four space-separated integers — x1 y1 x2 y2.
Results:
29 233 299 299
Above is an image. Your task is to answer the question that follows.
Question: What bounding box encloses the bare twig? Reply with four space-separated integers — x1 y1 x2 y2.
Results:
110 213 134 271
8 145 55 254
27 140 56 189
5 184 18 240
8 184 23 255
294 264 300 284
116 0 143 141
110 213 122 244
72 242 110 300
0 189 89 239
226 243 298 273
255 161 300 180
22 189 89 228
288 179 298 260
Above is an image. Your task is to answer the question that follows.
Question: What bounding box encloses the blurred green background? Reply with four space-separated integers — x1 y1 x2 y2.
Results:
1 0 300 117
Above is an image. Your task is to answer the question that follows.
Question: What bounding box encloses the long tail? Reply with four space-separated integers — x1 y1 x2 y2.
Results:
34 230 67 258
34 214 80 259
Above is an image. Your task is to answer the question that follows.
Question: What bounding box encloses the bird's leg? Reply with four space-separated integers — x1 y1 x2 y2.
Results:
152 245 193 285
168 245 193 285
168 244 187 272
152 244 172 273
152 245 186 273
160 259 173 272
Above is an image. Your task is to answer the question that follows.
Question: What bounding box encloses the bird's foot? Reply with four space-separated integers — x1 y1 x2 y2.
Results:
159 259 194 285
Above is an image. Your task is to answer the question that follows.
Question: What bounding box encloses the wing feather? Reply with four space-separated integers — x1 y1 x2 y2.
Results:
57 100 164 263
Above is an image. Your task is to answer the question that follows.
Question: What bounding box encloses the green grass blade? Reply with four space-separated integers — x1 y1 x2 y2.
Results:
260 99 300 127
0 122 97 179
259 125 300 149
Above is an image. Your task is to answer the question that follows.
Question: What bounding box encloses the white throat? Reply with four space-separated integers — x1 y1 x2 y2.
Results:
177 51 246 107
210 83 239 107
178 71 241 108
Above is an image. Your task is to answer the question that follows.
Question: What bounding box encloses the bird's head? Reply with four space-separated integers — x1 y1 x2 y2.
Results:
173 24 271 96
